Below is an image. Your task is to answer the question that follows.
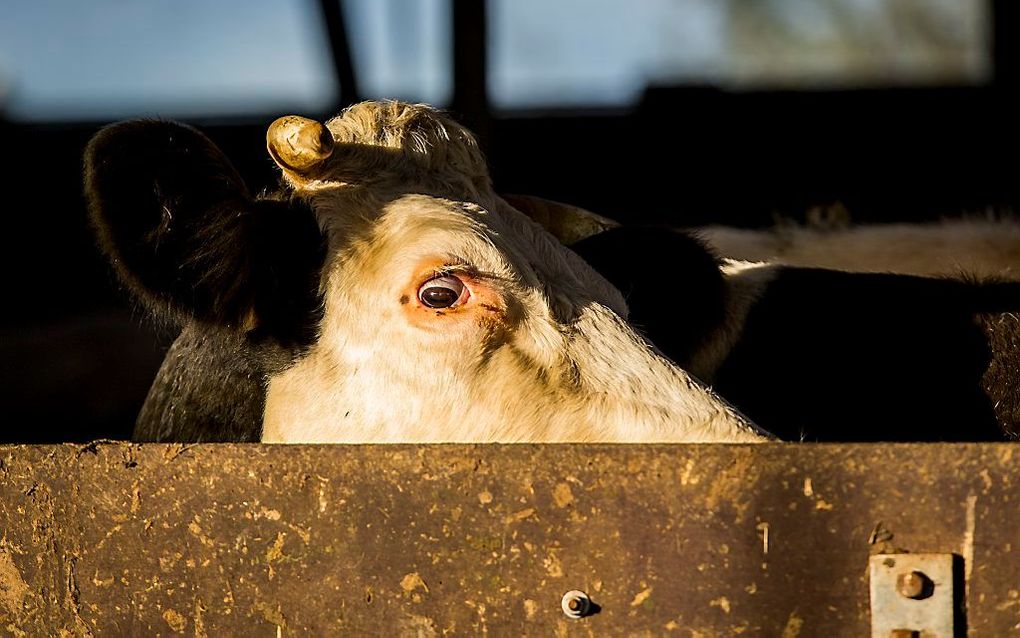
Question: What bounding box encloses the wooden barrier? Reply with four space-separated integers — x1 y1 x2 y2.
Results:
0 443 1016 635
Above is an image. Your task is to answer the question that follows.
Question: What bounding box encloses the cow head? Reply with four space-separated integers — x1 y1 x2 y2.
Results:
87 101 766 443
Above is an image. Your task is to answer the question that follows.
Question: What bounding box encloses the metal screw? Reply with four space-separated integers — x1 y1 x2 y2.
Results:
561 590 591 619
896 570 933 600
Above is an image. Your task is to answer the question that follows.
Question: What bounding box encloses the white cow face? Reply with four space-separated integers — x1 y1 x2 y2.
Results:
261 103 764 443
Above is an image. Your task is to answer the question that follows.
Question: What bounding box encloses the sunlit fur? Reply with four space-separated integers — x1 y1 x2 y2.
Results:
262 102 766 443
700 218 1020 280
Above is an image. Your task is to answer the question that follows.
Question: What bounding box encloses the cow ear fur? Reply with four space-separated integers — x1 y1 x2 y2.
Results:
85 120 325 344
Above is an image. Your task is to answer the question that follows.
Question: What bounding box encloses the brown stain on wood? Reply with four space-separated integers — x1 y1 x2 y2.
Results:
0 546 30 619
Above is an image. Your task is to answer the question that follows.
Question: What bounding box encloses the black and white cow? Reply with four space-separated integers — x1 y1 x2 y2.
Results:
571 226 1020 441
87 103 764 444
85 101 1020 443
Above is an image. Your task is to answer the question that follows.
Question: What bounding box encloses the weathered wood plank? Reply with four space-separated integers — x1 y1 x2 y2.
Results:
0 443 1016 636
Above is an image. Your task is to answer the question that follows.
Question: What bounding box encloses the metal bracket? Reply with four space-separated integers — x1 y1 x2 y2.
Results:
869 553 956 638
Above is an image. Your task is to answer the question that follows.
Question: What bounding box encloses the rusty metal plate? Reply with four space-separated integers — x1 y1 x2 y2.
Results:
870 553 955 637
0 443 1018 635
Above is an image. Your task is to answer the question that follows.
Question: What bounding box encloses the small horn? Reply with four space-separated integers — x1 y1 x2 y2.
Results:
267 115 335 174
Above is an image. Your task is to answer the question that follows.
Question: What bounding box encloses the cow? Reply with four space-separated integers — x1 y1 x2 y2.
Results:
85 101 766 444
86 101 1020 444
570 227 1020 441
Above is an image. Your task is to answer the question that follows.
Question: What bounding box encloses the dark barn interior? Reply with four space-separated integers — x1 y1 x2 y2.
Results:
1 0 1017 443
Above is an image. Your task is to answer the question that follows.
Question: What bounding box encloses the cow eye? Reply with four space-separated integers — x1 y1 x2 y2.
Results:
418 275 467 309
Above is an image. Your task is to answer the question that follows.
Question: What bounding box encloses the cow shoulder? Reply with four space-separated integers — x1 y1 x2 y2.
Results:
135 325 261 442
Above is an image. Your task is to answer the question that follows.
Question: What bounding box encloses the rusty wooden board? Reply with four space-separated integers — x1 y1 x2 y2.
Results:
0 443 1016 636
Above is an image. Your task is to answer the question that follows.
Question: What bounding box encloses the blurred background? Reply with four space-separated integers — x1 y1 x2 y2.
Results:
1 0 1016 442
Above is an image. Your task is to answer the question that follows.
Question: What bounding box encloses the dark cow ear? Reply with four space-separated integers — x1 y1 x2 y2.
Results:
501 194 619 245
85 120 324 343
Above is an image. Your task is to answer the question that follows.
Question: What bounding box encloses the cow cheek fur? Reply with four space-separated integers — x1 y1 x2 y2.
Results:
262 291 765 443
261 298 551 443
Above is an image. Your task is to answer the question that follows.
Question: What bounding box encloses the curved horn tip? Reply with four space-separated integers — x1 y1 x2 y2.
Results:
267 115 335 172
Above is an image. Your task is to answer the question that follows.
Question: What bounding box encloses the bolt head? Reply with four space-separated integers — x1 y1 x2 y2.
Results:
561 590 591 619
896 570 933 599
